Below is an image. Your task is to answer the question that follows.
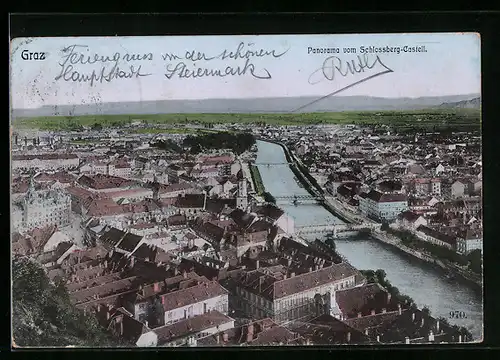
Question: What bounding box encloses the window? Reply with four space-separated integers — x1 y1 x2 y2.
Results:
184 309 187 319
203 303 207 314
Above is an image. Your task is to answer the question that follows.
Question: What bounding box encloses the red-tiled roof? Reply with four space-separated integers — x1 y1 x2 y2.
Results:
77 174 137 190
364 190 407 203
161 281 228 312
12 153 78 161
154 311 233 345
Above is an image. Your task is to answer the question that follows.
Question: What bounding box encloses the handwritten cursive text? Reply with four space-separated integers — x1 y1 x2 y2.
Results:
292 54 394 112
55 44 153 86
308 53 393 85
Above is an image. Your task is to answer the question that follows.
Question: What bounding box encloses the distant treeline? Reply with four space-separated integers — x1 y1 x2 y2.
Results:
150 139 184 153
183 131 256 155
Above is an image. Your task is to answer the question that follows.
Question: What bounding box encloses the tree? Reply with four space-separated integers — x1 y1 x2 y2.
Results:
375 269 387 283
467 249 482 274
12 258 125 347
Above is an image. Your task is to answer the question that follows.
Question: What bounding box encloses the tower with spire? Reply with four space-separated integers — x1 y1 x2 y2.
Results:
26 170 36 199
236 179 248 210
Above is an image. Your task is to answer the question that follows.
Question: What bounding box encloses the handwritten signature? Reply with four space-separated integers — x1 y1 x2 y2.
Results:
293 54 394 112
164 42 289 80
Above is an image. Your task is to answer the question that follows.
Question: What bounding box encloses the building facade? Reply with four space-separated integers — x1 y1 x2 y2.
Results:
12 177 72 231
359 190 408 222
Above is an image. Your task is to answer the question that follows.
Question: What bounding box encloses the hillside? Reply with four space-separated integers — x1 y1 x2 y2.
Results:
438 97 480 109
11 94 480 118
12 258 127 348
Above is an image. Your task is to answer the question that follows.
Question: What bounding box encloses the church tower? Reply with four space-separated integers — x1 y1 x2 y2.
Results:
236 179 248 210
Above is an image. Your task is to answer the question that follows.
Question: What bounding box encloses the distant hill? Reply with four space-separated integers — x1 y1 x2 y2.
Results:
438 97 480 109
11 94 480 118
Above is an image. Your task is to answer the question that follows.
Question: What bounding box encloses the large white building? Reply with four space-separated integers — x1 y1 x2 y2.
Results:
359 190 408 222
233 258 359 324
456 229 483 255
12 176 72 231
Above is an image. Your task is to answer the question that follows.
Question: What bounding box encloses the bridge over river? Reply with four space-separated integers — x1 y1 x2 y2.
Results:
253 162 294 166
254 139 483 340
295 222 376 237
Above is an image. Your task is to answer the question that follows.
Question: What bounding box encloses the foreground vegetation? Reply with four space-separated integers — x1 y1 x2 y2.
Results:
12 108 480 131
12 258 126 347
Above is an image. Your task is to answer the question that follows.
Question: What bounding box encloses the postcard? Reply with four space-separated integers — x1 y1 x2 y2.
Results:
10 33 482 348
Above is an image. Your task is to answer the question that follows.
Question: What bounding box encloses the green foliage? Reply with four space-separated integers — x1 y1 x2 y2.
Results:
250 165 265 195
183 132 256 155
13 108 480 131
150 139 183 154
466 249 482 275
262 192 276 204
325 238 336 251
91 123 103 131
12 258 125 347
360 269 415 307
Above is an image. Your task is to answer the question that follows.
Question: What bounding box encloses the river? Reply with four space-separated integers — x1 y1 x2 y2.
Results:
255 139 483 341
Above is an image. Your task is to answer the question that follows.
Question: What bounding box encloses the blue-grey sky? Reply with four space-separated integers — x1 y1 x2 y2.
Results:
10 33 480 109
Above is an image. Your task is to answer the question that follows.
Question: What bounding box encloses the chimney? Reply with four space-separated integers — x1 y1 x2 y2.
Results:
223 332 228 342
387 292 391 304
398 304 402 315
428 330 434 342
436 319 440 333
357 312 362 318
412 312 415 321
405 336 410 344
346 332 351 343
256 260 260 269
382 308 386 313
246 324 254 343
370 309 375 316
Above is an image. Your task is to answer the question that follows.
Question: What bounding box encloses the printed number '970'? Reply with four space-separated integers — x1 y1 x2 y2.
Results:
449 311 467 319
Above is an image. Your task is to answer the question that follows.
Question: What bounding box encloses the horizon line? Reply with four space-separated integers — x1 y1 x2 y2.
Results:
12 93 481 111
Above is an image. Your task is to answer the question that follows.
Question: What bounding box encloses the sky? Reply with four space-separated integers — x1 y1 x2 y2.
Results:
10 33 480 109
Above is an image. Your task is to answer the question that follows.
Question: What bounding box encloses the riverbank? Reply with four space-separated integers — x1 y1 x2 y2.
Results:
319 186 482 293
255 139 482 339
370 230 482 292
249 163 265 195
